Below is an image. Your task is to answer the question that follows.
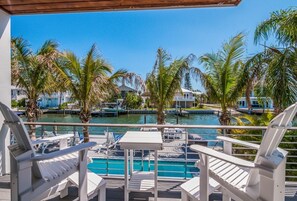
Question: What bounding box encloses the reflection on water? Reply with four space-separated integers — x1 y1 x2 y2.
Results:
29 113 220 142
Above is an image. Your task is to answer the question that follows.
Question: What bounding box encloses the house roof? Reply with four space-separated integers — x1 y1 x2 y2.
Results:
181 88 193 93
193 91 203 95
0 0 241 15
118 85 137 92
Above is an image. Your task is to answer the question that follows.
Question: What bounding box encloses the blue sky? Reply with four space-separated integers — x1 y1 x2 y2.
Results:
11 0 295 91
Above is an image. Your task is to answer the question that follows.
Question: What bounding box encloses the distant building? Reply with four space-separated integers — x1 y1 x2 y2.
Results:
11 86 26 101
118 85 137 98
11 86 73 108
173 88 195 108
38 91 72 108
192 90 203 96
237 91 274 109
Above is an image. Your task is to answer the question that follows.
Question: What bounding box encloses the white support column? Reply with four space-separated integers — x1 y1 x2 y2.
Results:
0 9 11 175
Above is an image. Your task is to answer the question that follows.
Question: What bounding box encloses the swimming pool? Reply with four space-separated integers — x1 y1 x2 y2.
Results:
88 158 199 178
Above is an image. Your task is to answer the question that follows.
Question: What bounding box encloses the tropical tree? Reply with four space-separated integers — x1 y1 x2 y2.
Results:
146 48 192 124
184 72 192 90
254 8 297 47
11 37 59 139
242 54 265 111
125 92 143 109
193 33 247 125
247 47 297 113
55 45 128 142
252 8 297 113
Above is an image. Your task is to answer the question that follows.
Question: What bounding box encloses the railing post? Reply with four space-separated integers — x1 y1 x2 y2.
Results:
106 127 109 176
184 130 188 179
106 146 109 176
141 150 144 171
223 128 226 136
148 150 151 171
53 123 57 135
41 125 45 138
73 126 77 146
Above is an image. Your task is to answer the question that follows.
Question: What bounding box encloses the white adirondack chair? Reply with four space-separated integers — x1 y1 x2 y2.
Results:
0 102 105 201
181 102 297 201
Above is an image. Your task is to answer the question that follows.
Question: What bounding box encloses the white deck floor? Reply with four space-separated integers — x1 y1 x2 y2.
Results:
0 175 296 201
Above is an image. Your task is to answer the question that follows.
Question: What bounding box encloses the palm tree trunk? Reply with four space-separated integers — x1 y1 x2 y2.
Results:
79 109 91 142
26 99 37 140
157 106 165 124
245 84 252 111
219 106 230 125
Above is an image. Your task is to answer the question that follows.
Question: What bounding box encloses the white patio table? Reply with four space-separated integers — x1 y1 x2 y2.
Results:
119 131 163 201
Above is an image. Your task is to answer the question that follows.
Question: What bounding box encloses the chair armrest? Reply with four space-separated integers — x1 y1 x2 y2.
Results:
217 136 260 149
190 144 255 168
32 142 96 161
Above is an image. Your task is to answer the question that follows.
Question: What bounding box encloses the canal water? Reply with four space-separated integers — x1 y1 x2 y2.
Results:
34 113 220 141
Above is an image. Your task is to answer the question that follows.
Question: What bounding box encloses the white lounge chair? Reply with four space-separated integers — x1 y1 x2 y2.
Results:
181 102 297 201
97 131 120 153
0 102 106 201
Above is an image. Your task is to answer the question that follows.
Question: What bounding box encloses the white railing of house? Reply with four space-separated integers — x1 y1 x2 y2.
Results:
174 97 195 101
22 122 297 181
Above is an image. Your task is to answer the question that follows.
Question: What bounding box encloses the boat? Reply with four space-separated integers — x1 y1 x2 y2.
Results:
101 99 127 114
102 107 127 113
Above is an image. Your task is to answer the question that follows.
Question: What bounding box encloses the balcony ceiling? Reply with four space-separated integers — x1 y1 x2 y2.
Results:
0 0 241 15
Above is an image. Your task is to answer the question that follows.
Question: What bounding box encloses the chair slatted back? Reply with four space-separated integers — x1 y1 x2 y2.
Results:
246 103 297 187
0 102 43 179
256 103 297 160
0 102 34 151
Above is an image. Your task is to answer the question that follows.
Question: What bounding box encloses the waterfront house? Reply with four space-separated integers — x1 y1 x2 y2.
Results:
38 91 72 108
118 84 137 98
173 88 195 108
237 90 274 109
11 86 73 109
11 86 26 101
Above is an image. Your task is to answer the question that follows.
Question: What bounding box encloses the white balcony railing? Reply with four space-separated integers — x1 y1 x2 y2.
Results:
20 122 297 182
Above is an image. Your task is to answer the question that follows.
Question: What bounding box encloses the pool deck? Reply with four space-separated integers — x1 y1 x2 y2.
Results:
0 175 297 201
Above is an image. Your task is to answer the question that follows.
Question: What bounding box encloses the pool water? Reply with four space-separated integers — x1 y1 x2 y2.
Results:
88 158 199 178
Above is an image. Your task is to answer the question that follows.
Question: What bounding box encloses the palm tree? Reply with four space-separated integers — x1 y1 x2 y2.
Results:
11 37 59 139
254 8 297 47
253 8 297 113
249 47 297 113
242 54 264 111
146 48 192 124
55 45 127 142
193 33 247 125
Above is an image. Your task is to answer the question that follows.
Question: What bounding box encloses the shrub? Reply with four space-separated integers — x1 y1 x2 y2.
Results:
125 93 142 109
11 100 18 108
